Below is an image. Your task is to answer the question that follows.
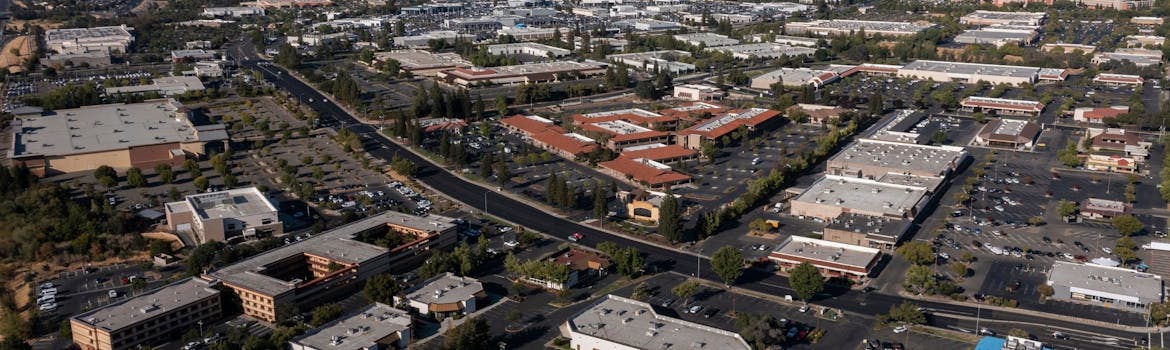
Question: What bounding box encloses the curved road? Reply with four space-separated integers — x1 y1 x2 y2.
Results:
237 58 1162 349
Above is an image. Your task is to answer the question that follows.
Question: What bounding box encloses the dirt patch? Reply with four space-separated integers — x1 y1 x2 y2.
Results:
5 19 66 31
0 36 34 74
142 231 186 250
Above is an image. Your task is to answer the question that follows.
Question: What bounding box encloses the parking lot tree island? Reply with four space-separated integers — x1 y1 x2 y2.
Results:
788 262 825 304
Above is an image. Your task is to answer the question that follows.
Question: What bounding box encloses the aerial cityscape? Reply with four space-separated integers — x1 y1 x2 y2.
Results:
0 0 1166 349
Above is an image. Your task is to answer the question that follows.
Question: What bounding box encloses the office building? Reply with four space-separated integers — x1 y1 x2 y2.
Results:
579 120 672 150
897 60 1047 85
373 50 471 77
204 211 459 322
572 108 680 130
105 76 206 97
46 25 134 55
1078 0 1153 9
487 42 571 58
750 67 841 89
954 25 1040 47
70 278 221 350
1047 261 1162 310
1042 43 1096 54
244 0 332 8
1092 48 1163 67
164 187 281 244
672 33 740 47
618 144 698 165
785 20 935 37
823 213 911 251
563 295 751 350
704 43 817 59
959 11 1047 26
201 6 265 17
959 96 1045 117
672 84 726 101
436 60 607 87
866 109 934 144
827 138 966 179
396 273 485 316
496 27 559 41
974 118 1041 150
1132 17 1164 26
769 235 882 282
1073 106 1128 123
501 115 599 159
170 49 216 62
7 99 226 175
1125 35 1165 47
1093 73 1144 86
391 31 475 49
618 189 669 224
399 3 463 14
678 108 784 149
599 157 691 189
612 18 686 32
606 50 695 74
289 303 411 350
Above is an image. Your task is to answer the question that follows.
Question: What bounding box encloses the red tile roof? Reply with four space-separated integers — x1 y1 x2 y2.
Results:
618 145 697 162
1080 107 1128 120
600 157 691 186
553 248 612 271
681 108 783 139
960 97 1044 113
501 115 561 135
532 131 598 156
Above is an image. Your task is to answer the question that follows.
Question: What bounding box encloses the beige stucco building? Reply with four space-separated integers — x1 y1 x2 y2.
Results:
165 187 282 243
70 278 221 350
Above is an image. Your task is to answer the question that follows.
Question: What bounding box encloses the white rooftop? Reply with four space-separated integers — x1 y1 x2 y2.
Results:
794 174 930 217
1049 261 1163 303
9 99 220 158
403 273 484 305
771 235 881 269
693 108 770 133
830 138 966 176
901 60 1041 78
589 120 653 135
291 303 411 350
182 187 277 220
72 278 219 332
567 295 751 350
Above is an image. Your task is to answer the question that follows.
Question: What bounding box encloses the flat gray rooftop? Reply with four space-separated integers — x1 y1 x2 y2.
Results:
1049 261 1163 302
72 277 219 332
771 235 881 269
184 187 276 220
961 10 1046 22
567 295 750 350
207 211 457 296
46 25 133 42
403 273 484 305
825 212 910 241
830 138 966 176
789 19 935 33
794 175 929 217
10 99 218 158
955 29 1036 43
900 60 1040 78
291 303 411 350
375 50 470 69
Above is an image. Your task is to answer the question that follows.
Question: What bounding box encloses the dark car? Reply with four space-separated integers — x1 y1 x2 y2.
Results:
703 308 719 318
1074 241 1084 247
1042 236 1052 244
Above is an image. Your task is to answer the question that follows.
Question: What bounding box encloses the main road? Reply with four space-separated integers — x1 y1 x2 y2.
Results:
235 56 1162 348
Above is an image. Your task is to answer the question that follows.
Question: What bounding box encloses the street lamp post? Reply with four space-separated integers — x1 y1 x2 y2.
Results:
484 191 488 215
197 320 204 340
696 249 703 280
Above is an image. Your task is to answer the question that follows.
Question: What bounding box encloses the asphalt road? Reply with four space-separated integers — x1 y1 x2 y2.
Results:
235 54 1163 343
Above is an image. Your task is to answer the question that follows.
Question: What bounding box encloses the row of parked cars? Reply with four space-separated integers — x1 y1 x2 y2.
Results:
37 283 58 312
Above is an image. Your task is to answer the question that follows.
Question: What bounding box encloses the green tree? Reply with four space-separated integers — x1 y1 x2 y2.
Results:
736 313 787 349
1112 214 1143 236
788 262 824 303
949 261 968 277
591 182 607 220
658 192 682 242
94 165 118 190
443 317 492 350
155 164 174 184
1058 138 1082 166
672 279 701 306
903 264 937 294
1056 200 1078 217
362 272 402 305
896 241 935 265
887 301 926 324
126 167 147 187
495 96 508 116
274 43 301 68
309 303 343 327
932 131 947 145
711 246 744 287
193 175 210 191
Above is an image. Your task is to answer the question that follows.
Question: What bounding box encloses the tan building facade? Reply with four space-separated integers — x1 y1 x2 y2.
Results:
71 278 221 350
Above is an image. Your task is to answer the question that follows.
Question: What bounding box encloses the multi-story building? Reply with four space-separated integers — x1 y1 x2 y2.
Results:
6 99 227 175
396 273 485 317
704 43 817 59
373 50 471 77
204 211 459 322
164 187 282 243
769 235 882 282
501 115 598 159
1047 261 1162 310
1078 0 1153 10
563 295 751 350
678 108 784 149
1093 73 1145 86
46 25 135 55
785 20 935 37
496 27 560 41
672 84 726 101
105 76 206 97
70 278 221 350
822 213 911 251
201 6 265 17
391 31 475 49
897 60 1047 85
289 303 412 350
435 60 608 87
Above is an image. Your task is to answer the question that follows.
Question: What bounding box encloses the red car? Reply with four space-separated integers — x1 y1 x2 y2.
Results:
568 233 584 242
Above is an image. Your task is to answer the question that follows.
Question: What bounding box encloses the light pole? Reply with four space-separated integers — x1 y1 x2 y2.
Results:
696 249 703 280
197 320 204 340
484 191 488 215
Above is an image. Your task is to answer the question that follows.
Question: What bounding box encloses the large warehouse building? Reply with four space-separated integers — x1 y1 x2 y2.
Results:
897 60 1049 85
7 99 227 175
785 19 935 37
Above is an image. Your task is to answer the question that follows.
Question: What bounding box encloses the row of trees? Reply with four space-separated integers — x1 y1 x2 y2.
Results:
504 253 572 286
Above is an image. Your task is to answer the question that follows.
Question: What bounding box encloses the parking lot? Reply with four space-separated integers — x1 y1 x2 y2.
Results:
36 263 168 332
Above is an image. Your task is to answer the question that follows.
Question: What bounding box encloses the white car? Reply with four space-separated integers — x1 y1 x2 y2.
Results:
1103 247 1113 254
893 325 908 334
798 305 809 313
504 240 519 248
39 302 57 312
109 290 118 298
40 282 54 290
40 288 57 296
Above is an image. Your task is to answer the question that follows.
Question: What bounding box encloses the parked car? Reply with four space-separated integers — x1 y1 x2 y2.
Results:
504 240 519 248
660 298 674 307
38 302 57 312
108 290 118 298
893 325 908 334
687 305 703 314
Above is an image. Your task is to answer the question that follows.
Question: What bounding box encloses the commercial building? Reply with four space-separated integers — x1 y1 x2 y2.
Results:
1042 43 1096 54
396 273 484 317
579 120 671 150
750 67 840 89
705 43 817 59
787 104 851 125
1047 261 1162 310
599 157 691 189
762 35 820 47
244 0 332 8
1092 48 1163 67
954 25 1040 47
164 187 281 244
501 115 598 159
487 42 571 58
822 213 911 251
399 3 463 15
991 0 1053 7
201 6 265 17
678 108 784 149
550 248 612 290
974 118 1041 150
827 138 966 179
1077 0 1153 9
1093 73 1145 86
1132 17 1164 26
769 235 882 282
659 102 729 122
7 99 226 175
105 76 206 97
288 303 412 350
373 50 471 77
70 278 221 350
612 18 686 32
436 60 607 87
618 143 698 165
673 84 726 101
1080 198 1131 220
897 60 1049 85
170 49 216 62
1087 127 1150 161
960 96 1045 117
562 295 751 350
1073 106 1128 123
790 174 934 220
866 109 934 144
497 27 559 41
607 50 695 74
572 108 680 130
289 33 357 47
1125 35 1165 47
618 189 668 224
959 11 1047 26
673 33 740 47
46 25 134 55
785 20 935 37
204 211 459 322
391 31 475 49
